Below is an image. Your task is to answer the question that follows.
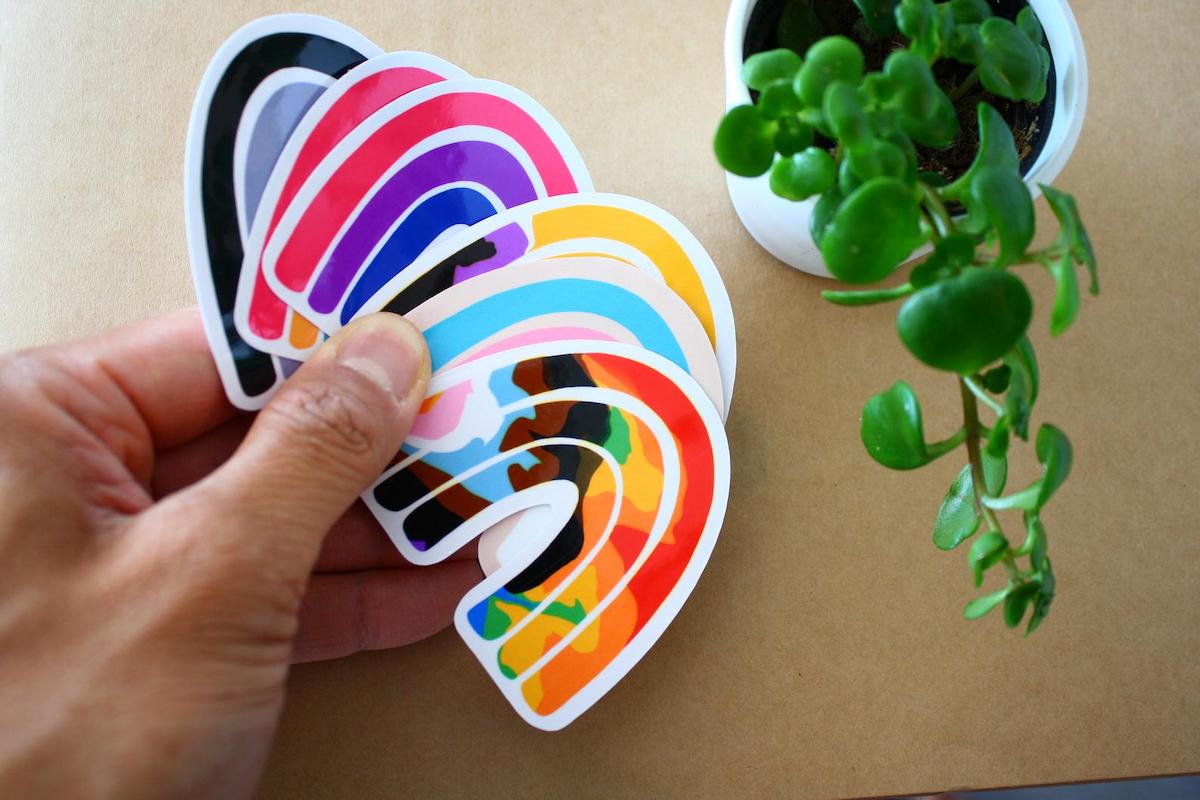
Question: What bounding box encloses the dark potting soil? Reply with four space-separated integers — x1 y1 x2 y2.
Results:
743 0 1057 184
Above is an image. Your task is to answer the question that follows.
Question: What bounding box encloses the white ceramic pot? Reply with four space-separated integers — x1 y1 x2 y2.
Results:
722 0 1089 277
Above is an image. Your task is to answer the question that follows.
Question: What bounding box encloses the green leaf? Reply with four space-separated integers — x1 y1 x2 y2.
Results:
1016 6 1044 46
900 87 958 147
919 169 948 187
981 364 1011 393
822 283 915 306
775 116 815 156
1041 184 1099 294
847 139 909 182
983 424 1073 513
895 0 936 54
838 158 863 196
758 79 803 120
1002 336 1039 439
714 105 777 177
944 104 1018 201
810 188 843 246
823 81 871 145
770 147 837 201
1026 559 1055 634
821 177 924 283
977 17 1048 102
742 48 804 91
964 586 1010 620
1004 581 1039 627
946 22 984 64
897 268 1033 374
862 73 895 105
1034 424 1072 507
799 106 833 138
1034 44 1052 103
910 233 975 288
853 0 900 35
964 166 1035 266
795 36 865 107
982 449 1007 495
936 232 984 271
1020 512 1048 571
1047 251 1081 335
945 0 991 24
932 450 1005 551
926 6 957 62
968 531 1008 587
934 465 979 550
985 415 1010 458
860 381 941 470
881 128 919 183
883 51 958 147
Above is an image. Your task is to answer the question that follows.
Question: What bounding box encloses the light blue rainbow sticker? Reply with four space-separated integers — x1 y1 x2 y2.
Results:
397 258 725 417
346 193 737 414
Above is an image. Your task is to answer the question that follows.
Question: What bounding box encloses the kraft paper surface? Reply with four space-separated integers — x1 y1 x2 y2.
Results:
1 1 1196 797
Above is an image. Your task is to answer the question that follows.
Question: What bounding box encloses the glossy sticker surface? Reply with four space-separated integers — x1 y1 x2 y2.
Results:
363 342 729 730
186 16 735 731
234 52 470 361
260 79 592 335
404 258 724 415
353 193 737 412
184 14 381 409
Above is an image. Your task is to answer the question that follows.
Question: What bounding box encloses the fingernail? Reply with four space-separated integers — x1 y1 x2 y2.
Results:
335 315 430 402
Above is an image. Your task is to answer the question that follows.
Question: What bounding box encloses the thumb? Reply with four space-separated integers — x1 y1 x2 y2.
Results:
196 314 429 576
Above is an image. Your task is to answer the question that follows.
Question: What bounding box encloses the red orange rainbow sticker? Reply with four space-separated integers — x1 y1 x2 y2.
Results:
185 14 734 730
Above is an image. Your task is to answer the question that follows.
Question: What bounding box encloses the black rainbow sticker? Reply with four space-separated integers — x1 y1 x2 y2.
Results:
184 15 380 409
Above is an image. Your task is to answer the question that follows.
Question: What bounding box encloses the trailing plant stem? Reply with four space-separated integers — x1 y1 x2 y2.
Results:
960 379 1003 520
928 427 968 458
920 183 953 240
959 377 1021 582
948 67 980 102
963 376 1005 415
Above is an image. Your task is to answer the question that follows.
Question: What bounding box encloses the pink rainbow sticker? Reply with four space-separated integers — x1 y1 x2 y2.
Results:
257 79 592 338
233 52 470 360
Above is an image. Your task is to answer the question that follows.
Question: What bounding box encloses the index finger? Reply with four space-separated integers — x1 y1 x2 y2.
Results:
58 307 237 448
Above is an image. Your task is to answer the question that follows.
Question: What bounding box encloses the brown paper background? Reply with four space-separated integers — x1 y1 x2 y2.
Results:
2 1 1198 797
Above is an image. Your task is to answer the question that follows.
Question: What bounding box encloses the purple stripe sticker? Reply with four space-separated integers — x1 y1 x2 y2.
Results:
454 222 531 282
308 140 538 313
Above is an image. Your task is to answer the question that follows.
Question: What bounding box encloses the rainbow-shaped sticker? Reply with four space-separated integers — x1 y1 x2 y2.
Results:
258 79 592 340
185 14 382 410
234 51 471 361
352 192 737 413
366 341 729 730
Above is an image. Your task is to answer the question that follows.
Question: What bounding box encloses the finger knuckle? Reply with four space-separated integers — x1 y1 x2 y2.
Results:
265 379 383 462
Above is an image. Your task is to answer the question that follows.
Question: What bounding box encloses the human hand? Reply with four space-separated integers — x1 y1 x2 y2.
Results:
0 309 482 798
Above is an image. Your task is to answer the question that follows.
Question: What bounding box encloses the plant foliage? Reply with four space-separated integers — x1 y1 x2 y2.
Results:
715 0 1097 632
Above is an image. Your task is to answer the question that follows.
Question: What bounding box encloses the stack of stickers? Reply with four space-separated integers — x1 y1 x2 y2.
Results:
185 14 734 730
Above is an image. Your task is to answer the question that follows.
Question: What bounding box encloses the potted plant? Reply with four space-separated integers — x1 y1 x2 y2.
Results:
721 0 1086 276
713 0 1097 632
